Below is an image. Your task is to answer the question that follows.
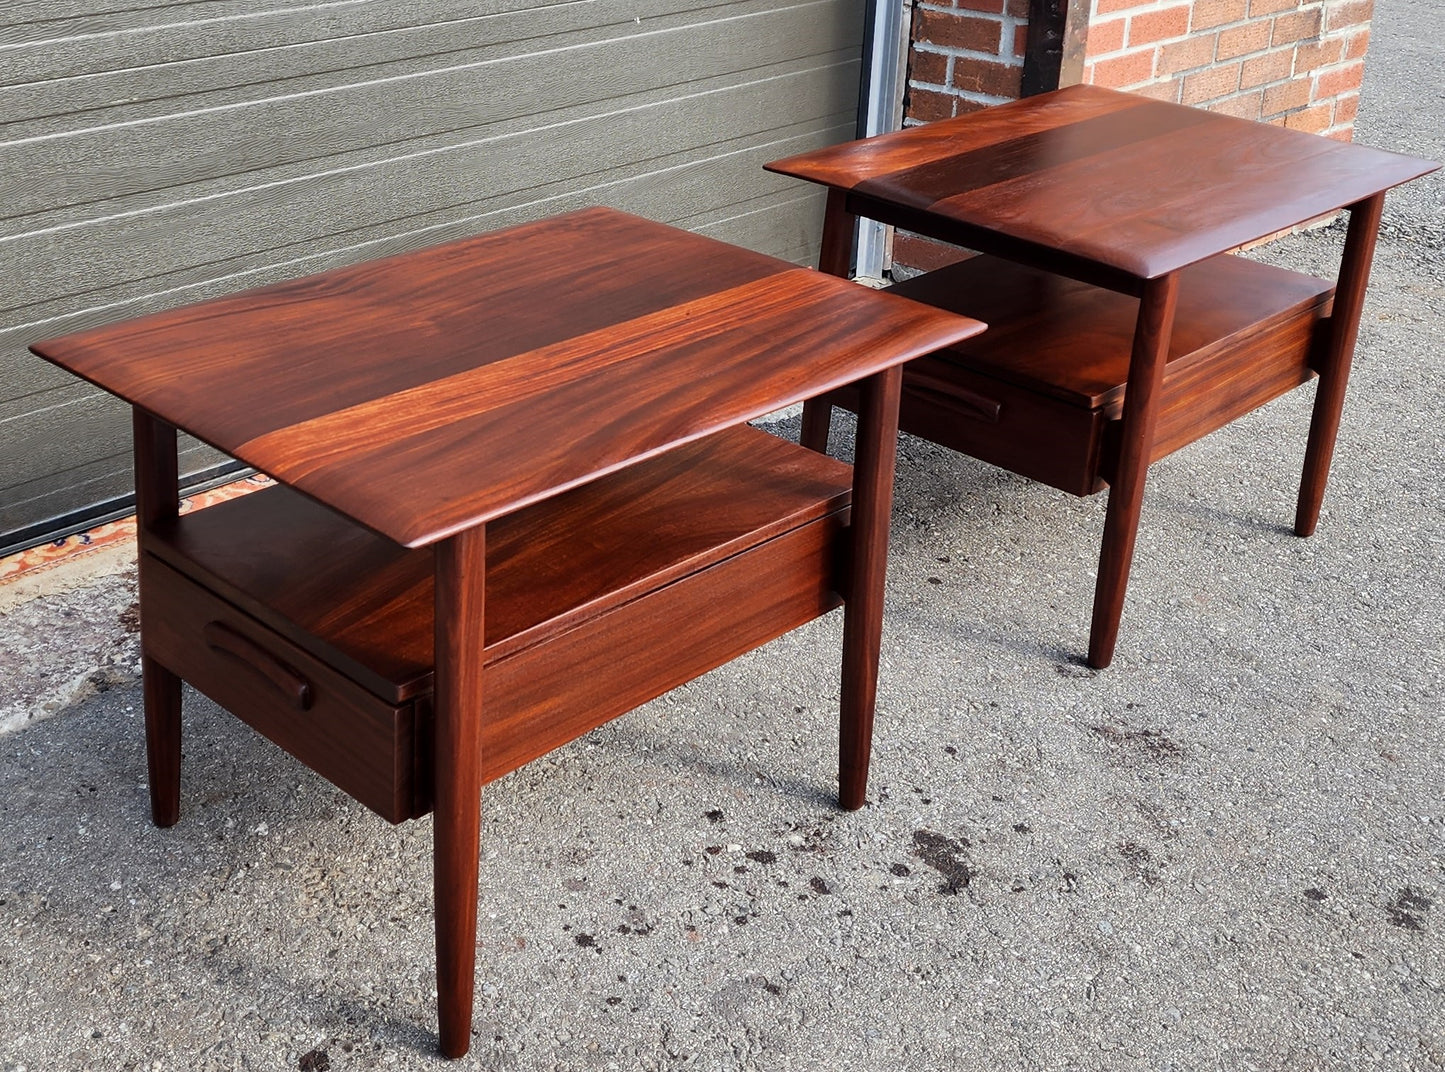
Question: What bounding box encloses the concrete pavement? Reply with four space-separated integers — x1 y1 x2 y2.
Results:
1 4 1441 1067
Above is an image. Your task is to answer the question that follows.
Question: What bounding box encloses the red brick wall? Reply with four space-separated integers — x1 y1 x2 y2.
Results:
1084 0 1372 137
903 0 1032 124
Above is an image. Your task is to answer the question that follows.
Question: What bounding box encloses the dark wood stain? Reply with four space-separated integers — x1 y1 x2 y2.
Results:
774 85 1436 667
31 205 987 1058
768 83 1436 280
34 208 981 548
148 427 854 704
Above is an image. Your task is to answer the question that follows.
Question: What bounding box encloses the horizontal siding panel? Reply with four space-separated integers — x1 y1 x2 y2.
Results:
0 383 130 488
0 375 94 423
1 0 600 78
1 1 857 221
691 191 836 264
1 0 393 34
0 397 227 495
0 440 229 541
8 69 859 276
4 112 853 401
1 0 863 546
0 455 133 535
1 0 750 127
7 47 855 244
2 56 859 316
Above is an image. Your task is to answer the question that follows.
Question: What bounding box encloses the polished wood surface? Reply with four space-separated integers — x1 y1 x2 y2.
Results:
1087 274 1178 670
814 252 1332 496
838 367 902 810
800 189 858 453
135 427 854 824
818 188 855 278
432 527 486 1060
133 409 182 828
767 84 1436 281
33 207 983 548
888 254 1332 409
36 208 987 1059
480 507 847 786
771 86 1435 668
147 427 853 703
140 553 421 822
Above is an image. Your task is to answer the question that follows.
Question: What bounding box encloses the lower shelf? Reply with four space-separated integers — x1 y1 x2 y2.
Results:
828 253 1334 495
141 425 854 822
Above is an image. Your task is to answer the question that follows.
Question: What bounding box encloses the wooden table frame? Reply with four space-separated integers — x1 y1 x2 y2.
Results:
35 209 982 1058
131 369 906 1056
768 87 1436 668
129 375 898 1053
806 191 1380 668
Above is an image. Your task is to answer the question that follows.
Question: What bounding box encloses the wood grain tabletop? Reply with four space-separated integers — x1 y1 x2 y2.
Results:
766 85 1437 280
32 207 985 548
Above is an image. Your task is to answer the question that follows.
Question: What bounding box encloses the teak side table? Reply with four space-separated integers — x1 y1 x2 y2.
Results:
766 85 1437 668
30 208 985 1058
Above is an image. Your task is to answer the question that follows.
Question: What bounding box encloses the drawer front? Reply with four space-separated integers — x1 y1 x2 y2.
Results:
828 356 1106 496
140 553 421 823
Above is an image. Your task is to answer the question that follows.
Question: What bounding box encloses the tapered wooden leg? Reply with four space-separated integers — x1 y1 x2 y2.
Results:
1088 274 1180 670
433 526 487 1060
1295 193 1385 538
818 188 854 279
800 399 833 453
133 409 182 826
141 656 182 827
839 365 903 810
801 190 857 456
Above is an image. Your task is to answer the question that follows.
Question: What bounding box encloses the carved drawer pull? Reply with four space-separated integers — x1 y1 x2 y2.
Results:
202 621 314 711
904 371 1003 423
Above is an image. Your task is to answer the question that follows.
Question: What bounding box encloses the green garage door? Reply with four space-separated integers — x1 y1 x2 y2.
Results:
0 0 864 553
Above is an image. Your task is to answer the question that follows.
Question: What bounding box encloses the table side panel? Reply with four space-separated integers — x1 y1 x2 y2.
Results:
474 509 848 787
1146 293 1330 466
141 506 848 821
887 253 1335 408
863 278 1329 496
821 254 1334 496
823 365 1106 496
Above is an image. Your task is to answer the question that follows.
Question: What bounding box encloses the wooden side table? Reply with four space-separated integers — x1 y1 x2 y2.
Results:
30 208 985 1058
766 85 1437 668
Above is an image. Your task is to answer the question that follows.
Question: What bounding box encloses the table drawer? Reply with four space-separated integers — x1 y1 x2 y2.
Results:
828 355 1106 496
139 552 424 823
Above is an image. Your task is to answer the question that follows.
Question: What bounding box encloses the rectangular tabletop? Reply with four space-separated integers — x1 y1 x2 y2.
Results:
766 85 1437 281
32 207 984 548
